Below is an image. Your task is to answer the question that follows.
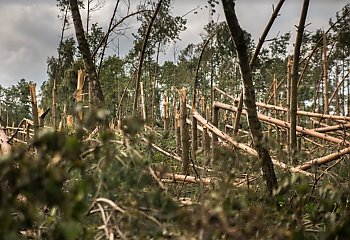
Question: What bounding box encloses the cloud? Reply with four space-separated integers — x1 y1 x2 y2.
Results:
0 2 61 87
0 0 348 89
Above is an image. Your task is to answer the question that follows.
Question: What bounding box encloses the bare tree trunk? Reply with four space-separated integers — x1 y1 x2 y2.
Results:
179 88 190 174
86 0 91 33
0 127 11 156
286 57 292 120
69 0 105 108
273 76 280 142
39 109 50 128
290 0 310 163
175 110 181 156
29 84 39 137
335 63 340 115
214 101 349 146
233 91 243 136
52 78 57 128
203 107 211 161
348 60 350 116
140 82 147 125
286 57 292 142
76 69 85 122
323 31 329 116
233 0 285 137
212 106 219 161
222 0 278 193
133 0 163 116
152 41 161 129
163 94 169 134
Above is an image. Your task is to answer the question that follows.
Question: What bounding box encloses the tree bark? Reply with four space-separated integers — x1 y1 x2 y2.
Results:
215 87 350 121
163 94 170 133
222 0 277 193
212 106 219 161
290 0 310 162
69 0 105 108
233 0 285 139
214 101 350 146
76 69 85 122
0 127 11 156
323 32 329 116
191 106 311 176
296 147 350 171
233 91 243 136
29 84 39 137
179 88 190 174
152 41 161 129
175 110 181 156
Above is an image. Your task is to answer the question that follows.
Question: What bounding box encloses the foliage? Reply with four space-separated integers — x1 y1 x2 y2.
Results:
1 121 350 239
0 79 32 126
5 1 349 239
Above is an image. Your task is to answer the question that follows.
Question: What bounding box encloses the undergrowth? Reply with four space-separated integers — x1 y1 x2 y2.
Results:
0 117 350 239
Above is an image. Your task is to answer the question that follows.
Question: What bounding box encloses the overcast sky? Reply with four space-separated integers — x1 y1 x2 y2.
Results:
0 0 348 88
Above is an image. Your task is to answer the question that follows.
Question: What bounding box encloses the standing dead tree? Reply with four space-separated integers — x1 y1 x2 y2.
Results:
0 127 11 156
290 0 310 162
179 89 190 174
222 0 279 194
29 84 39 137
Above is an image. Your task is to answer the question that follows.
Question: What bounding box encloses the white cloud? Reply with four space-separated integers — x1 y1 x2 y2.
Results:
0 3 61 87
0 0 348 88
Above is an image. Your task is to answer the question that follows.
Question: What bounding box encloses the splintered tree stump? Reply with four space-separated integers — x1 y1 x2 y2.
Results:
211 106 219 161
175 111 181 156
29 83 39 136
0 128 11 156
76 69 85 122
179 88 190 174
163 94 169 133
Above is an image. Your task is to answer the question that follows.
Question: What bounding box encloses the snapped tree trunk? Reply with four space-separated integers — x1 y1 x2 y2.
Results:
323 31 329 116
290 0 310 162
179 88 190 174
29 84 39 137
0 127 11 156
222 0 278 194
69 0 105 108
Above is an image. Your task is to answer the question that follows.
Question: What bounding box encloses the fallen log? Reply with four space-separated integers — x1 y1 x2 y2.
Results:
157 172 217 185
296 146 350 170
213 86 236 102
156 171 259 187
192 107 257 156
214 87 350 121
257 103 350 121
191 107 312 176
213 102 349 146
311 123 350 133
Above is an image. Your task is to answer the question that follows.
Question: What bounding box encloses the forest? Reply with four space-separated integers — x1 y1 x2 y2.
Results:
0 0 350 239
